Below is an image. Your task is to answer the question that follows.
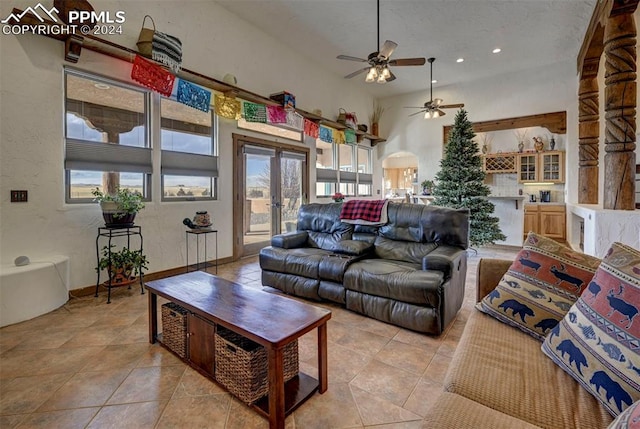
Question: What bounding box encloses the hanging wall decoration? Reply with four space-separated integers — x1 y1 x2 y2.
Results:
285 110 304 131
176 79 211 112
131 55 175 97
214 94 241 120
243 101 267 123
333 128 345 145
266 105 287 124
344 128 357 144
319 125 333 143
304 119 319 138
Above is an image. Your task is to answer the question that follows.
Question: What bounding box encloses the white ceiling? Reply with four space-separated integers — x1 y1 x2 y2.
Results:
215 0 596 99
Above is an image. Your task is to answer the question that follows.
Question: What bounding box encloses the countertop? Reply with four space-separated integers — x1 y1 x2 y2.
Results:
523 202 566 206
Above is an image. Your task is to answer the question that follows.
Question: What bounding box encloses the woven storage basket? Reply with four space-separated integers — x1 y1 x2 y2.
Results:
215 326 299 404
136 15 155 58
161 302 189 359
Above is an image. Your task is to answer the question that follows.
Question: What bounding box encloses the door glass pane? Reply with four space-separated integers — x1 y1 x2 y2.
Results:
244 153 272 247
281 157 302 232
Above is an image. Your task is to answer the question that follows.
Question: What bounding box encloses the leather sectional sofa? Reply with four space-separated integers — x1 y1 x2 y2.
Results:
259 202 470 335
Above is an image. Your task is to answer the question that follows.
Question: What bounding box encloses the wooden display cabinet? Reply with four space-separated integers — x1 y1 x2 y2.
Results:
482 153 517 174
523 204 566 241
188 313 216 377
517 151 564 183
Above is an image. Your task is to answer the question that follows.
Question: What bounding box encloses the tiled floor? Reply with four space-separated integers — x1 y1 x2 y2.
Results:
0 245 519 428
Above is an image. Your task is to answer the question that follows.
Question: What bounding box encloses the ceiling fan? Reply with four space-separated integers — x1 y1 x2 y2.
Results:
406 57 464 118
336 0 426 83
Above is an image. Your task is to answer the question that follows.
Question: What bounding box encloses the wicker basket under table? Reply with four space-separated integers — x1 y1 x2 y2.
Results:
161 302 189 359
215 325 299 404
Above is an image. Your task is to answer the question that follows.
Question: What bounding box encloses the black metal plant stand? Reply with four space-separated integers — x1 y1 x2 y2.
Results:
95 226 144 304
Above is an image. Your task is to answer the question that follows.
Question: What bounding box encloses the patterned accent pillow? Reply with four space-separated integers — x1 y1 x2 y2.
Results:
607 399 640 429
477 232 601 341
542 242 640 417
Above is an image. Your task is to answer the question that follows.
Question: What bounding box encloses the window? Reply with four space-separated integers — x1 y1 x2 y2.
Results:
315 139 337 197
237 118 302 142
338 144 356 196
160 97 217 200
64 69 151 202
357 146 373 196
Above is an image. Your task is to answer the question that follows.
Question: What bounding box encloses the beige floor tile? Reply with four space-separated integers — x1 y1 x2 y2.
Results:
16 407 99 429
366 421 424 428
403 377 444 417
225 397 296 429
351 386 421 426
155 394 230 428
333 325 391 357
422 353 451 384
135 344 185 367
293 382 362 429
0 373 74 415
86 400 167 429
79 343 150 372
350 360 419 407
172 367 227 398
392 329 444 350
375 340 435 375
37 369 131 411
0 331 25 355
0 413 26 428
107 365 185 404
11 329 81 351
0 346 104 379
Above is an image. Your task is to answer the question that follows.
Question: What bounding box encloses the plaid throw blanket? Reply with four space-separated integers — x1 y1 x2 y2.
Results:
152 31 182 72
340 199 388 225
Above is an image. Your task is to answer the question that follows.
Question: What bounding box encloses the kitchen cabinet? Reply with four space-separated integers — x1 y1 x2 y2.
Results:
523 204 566 241
517 151 564 184
483 153 517 174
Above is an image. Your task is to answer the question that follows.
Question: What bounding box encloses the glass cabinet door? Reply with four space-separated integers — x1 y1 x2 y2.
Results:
517 154 537 182
541 151 564 183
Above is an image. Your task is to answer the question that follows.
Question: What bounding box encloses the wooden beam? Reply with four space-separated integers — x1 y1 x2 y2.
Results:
442 111 566 144
577 0 610 76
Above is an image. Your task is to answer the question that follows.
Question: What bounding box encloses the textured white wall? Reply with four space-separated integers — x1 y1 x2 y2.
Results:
0 0 375 289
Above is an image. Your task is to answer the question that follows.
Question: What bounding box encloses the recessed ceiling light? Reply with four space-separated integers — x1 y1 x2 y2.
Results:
431 79 437 84
492 48 501 54
94 83 110 90
456 58 464 63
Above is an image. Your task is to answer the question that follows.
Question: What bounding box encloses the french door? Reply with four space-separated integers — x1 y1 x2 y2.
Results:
233 135 308 258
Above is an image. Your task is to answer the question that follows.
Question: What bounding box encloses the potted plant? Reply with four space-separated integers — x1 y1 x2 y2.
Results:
421 179 434 195
96 244 148 286
332 192 345 202
369 101 385 137
92 187 145 227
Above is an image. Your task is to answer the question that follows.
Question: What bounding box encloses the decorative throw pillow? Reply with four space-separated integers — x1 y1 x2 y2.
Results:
477 232 601 341
607 399 640 429
541 242 640 417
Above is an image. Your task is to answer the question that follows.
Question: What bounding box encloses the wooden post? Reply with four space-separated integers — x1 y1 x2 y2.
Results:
578 73 600 204
603 5 637 209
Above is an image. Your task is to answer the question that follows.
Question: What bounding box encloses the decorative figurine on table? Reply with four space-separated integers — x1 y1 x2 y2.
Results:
533 137 544 152
183 211 212 229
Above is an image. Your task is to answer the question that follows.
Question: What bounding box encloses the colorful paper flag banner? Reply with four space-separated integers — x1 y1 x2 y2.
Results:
131 55 175 97
319 125 332 143
266 105 287 124
304 119 319 138
214 94 241 120
243 101 267 123
176 79 211 112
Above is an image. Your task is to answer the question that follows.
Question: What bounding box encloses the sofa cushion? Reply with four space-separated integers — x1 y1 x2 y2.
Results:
297 203 353 250
374 236 438 264
607 400 640 429
477 232 600 340
541 242 640 417
259 246 331 278
422 392 544 429
330 239 373 256
344 259 444 305
445 310 613 429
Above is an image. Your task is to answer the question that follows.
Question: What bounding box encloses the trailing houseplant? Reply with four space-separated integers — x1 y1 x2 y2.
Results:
92 187 145 227
421 179 434 195
96 244 148 285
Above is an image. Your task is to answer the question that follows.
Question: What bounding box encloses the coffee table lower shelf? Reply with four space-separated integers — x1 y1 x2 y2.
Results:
155 334 318 417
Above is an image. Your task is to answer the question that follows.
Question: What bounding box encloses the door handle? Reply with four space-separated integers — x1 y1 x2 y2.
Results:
271 202 282 208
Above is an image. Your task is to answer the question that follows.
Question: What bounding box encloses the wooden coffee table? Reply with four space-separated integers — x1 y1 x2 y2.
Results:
145 271 331 429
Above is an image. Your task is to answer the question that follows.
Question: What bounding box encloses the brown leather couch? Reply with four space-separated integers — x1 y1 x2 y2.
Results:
259 202 470 335
423 258 614 428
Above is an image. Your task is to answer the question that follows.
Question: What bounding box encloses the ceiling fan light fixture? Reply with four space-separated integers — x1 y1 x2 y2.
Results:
377 73 387 84
365 67 377 83
424 110 432 119
432 110 440 118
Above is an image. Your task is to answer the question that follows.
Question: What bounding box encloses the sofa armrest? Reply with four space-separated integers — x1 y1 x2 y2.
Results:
422 246 466 278
271 231 308 249
476 258 512 303
331 240 374 256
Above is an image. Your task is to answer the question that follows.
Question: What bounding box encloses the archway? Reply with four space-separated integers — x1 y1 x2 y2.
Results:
381 151 419 198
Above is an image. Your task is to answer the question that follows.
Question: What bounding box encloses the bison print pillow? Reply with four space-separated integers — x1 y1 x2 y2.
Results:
477 232 601 341
542 242 640 417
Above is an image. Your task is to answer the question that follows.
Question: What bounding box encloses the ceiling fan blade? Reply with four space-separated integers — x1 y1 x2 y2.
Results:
385 70 396 82
337 55 368 62
440 103 465 109
404 106 427 109
378 40 397 60
344 67 370 79
389 57 426 66
436 109 446 117
432 98 443 107
409 110 427 117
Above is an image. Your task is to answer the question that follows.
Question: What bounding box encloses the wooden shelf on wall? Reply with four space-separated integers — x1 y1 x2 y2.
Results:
12 8 386 145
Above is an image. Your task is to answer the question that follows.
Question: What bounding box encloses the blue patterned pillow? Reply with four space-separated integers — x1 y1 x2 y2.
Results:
477 232 600 341
542 242 640 417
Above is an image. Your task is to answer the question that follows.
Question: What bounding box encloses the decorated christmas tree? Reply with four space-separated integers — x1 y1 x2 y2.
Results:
432 109 505 246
